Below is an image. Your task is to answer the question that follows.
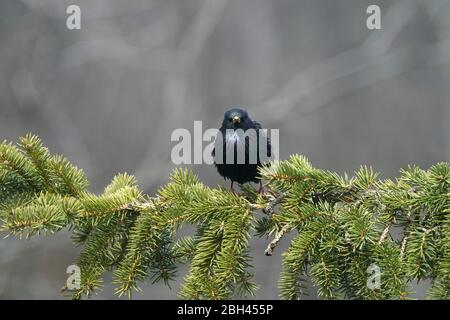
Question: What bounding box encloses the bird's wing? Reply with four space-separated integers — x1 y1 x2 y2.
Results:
253 121 272 159
252 121 262 130
212 127 227 162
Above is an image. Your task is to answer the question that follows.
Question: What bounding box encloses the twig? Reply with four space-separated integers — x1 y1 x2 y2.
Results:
265 224 290 256
120 198 158 213
400 236 408 259
399 210 414 259
378 223 391 245
262 193 285 216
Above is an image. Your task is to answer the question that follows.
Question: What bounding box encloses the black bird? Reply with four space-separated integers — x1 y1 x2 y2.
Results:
212 108 271 192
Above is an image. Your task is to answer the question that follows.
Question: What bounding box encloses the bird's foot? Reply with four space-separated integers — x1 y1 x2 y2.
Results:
229 182 237 194
258 182 266 194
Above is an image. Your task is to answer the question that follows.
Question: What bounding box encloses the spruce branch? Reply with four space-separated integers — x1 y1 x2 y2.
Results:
262 193 285 216
0 135 449 300
264 224 290 256
378 224 392 245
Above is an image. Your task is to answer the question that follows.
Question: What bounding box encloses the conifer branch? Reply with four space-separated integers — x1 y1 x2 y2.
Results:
378 224 391 245
0 136 449 300
264 224 290 256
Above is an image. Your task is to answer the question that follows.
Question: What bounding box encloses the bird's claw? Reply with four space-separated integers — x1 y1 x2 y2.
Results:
258 182 266 194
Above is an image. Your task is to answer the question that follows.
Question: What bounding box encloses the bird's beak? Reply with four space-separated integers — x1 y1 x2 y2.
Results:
232 116 240 124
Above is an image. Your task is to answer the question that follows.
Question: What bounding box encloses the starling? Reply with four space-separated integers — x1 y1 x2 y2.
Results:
212 108 271 191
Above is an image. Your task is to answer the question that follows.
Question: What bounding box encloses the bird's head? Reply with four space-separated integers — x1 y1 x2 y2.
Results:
222 108 252 130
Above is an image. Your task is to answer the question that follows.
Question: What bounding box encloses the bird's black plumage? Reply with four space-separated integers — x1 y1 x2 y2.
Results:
212 108 271 188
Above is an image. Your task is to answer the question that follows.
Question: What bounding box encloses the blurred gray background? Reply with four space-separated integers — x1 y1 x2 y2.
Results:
1 0 450 299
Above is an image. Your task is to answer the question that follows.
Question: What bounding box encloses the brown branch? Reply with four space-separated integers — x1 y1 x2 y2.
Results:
400 236 408 259
265 224 291 256
262 193 285 216
378 223 392 245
